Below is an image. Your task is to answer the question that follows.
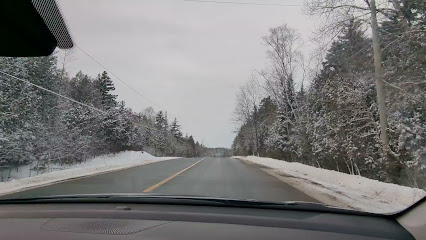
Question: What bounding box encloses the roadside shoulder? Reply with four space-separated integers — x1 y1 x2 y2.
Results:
232 156 426 214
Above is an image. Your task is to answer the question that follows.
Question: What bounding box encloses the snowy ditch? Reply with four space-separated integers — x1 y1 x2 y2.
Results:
233 156 426 214
0 151 179 196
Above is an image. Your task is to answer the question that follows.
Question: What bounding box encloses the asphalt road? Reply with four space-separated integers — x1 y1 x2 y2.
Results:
1 157 318 203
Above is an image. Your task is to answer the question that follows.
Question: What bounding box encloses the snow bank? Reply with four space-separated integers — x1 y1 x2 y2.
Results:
233 156 426 214
0 151 180 196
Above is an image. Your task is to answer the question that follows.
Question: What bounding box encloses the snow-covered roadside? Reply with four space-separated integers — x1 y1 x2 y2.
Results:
0 151 180 196
233 156 426 214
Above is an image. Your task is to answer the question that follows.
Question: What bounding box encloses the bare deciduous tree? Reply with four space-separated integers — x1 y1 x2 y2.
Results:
233 76 263 156
57 49 76 82
258 25 302 120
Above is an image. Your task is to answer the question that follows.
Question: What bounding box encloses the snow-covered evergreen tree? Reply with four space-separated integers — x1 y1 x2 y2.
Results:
95 71 117 110
154 111 168 155
170 118 183 139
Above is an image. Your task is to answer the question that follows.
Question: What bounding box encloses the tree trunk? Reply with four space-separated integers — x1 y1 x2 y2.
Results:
253 106 260 156
370 0 389 155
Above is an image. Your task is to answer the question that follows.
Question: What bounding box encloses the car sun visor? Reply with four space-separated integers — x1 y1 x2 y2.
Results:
0 0 73 57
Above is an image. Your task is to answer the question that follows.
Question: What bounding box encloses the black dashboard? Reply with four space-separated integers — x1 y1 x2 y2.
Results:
0 203 413 240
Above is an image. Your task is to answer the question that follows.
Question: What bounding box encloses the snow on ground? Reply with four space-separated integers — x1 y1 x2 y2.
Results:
0 151 179 196
233 156 426 214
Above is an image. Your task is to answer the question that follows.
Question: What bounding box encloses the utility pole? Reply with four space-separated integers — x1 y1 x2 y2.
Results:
370 0 389 154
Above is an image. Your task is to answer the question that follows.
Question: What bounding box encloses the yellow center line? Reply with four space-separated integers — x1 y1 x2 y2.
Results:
143 157 206 193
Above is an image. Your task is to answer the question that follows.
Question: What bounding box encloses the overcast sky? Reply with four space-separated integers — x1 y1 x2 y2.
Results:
57 0 316 148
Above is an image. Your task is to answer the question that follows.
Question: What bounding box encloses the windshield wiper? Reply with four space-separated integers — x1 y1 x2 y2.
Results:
0 194 375 216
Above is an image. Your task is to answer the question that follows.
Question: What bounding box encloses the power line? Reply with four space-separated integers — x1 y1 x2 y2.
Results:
0 70 165 133
75 45 165 111
75 45 186 135
183 0 301 7
0 70 106 114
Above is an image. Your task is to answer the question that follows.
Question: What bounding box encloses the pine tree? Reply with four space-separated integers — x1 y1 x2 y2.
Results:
377 1 426 185
266 112 297 161
26 55 60 124
0 57 37 166
256 97 277 156
321 18 373 77
186 135 196 157
69 71 98 104
95 71 117 110
170 118 183 139
154 111 168 155
308 19 382 176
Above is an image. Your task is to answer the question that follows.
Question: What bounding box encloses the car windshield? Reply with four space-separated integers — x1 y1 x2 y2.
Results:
0 0 425 214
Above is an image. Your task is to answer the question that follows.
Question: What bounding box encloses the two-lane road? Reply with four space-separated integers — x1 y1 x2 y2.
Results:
1 157 318 203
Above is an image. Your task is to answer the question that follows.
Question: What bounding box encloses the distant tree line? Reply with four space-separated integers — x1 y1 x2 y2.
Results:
0 55 207 174
201 148 232 158
232 1 425 188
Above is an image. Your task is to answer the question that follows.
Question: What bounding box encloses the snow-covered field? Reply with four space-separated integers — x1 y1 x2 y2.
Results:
233 156 426 214
0 151 179 196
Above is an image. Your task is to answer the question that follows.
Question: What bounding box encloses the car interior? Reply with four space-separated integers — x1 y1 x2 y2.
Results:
0 195 423 240
0 1 425 239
